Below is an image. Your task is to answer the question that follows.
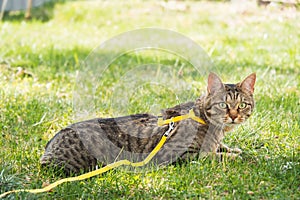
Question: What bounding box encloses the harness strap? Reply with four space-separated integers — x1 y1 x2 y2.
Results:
157 109 206 126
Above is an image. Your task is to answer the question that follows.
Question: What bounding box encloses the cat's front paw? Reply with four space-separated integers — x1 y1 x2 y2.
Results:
217 143 242 154
221 152 242 161
230 147 243 154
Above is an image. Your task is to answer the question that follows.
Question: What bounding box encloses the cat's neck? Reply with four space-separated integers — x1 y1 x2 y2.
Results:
193 96 209 124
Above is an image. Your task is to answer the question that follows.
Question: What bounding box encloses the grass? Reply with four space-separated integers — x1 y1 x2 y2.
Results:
0 0 299 199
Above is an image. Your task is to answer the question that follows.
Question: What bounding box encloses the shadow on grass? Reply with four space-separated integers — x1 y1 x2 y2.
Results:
1 0 70 22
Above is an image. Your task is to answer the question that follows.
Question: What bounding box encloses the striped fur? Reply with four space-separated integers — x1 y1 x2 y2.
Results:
40 73 256 173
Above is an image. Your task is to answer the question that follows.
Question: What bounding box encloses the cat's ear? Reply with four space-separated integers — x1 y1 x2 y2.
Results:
239 73 256 94
207 72 225 94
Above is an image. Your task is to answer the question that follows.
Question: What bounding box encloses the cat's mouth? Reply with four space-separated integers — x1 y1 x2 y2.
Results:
224 120 240 125
224 116 243 125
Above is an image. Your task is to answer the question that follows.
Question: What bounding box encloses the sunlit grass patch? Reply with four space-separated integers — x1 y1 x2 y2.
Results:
0 0 299 199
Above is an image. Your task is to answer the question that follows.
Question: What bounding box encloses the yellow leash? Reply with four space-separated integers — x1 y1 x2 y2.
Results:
0 134 169 198
0 109 205 198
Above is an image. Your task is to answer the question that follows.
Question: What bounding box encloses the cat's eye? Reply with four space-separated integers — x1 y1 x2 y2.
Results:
219 102 227 109
239 102 247 109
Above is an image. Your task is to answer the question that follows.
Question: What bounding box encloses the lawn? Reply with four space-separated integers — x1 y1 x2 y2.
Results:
0 0 299 199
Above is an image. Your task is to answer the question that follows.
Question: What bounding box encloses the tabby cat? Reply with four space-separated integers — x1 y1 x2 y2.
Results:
40 72 256 173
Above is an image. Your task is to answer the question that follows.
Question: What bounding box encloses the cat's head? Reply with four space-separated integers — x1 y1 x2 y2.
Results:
203 72 256 126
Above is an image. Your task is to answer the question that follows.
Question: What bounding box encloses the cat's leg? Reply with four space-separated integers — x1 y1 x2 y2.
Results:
217 143 242 154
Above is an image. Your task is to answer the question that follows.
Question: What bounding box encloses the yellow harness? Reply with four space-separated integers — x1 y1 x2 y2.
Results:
0 109 206 198
158 109 206 126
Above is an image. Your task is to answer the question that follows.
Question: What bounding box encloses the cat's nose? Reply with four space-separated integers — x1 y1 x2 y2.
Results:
229 109 238 121
230 115 237 120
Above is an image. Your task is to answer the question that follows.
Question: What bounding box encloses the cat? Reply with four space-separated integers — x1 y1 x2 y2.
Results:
40 72 256 174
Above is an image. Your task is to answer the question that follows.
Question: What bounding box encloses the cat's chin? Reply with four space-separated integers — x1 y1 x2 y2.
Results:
223 124 236 132
223 118 246 130
223 122 240 127
226 122 241 125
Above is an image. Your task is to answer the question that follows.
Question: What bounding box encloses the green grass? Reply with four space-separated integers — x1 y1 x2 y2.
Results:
0 0 299 199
